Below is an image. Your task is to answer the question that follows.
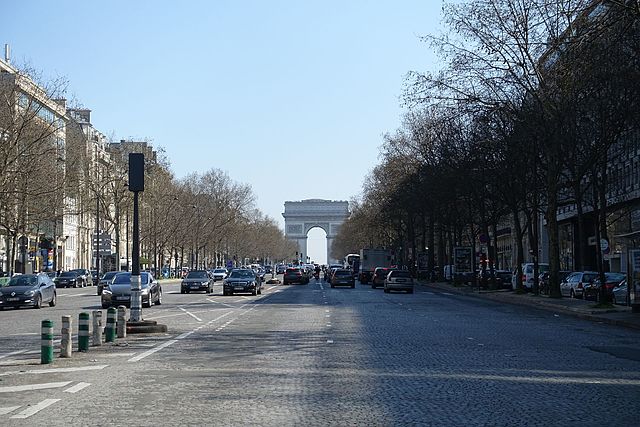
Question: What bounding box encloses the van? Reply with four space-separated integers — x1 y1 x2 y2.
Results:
512 263 549 290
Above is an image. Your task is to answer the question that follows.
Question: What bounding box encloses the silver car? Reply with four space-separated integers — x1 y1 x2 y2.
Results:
384 270 414 294
0 273 57 309
560 271 598 298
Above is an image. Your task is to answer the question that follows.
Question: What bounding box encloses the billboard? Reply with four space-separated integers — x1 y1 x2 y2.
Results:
453 247 473 273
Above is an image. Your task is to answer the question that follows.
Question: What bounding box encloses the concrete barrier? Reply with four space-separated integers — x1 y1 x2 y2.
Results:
117 306 127 338
60 315 72 358
105 307 117 342
92 310 103 346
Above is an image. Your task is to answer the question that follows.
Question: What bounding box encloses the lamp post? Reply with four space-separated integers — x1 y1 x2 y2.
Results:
128 153 144 322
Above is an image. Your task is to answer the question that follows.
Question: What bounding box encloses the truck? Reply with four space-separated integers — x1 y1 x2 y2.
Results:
358 249 392 284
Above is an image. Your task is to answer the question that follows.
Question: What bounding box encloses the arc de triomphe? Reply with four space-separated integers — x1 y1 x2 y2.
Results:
282 199 349 264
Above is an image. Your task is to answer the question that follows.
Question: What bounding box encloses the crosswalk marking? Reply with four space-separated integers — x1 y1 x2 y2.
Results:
0 406 21 415
0 381 71 393
11 399 60 419
64 382 91 393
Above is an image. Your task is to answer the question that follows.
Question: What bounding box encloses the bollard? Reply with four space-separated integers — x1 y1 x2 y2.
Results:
117 306 127 338
105 307 117 342
78 312 90 352
41 319 54 364
60 315 72 358
92 310 103 346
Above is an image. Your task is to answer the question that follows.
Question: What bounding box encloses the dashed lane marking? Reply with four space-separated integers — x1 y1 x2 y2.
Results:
327 340 334 344
128 340 178 363
0 349 28 359
11 399 60 419
0 382 71 393
178 307 202 322
64 382 91 393
0 406 20 415
0 365 108 377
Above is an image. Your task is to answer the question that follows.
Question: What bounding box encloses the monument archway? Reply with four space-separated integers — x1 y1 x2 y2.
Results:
282 199 349 264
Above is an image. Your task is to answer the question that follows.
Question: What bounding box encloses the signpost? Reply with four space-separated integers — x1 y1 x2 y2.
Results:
128 153 144 322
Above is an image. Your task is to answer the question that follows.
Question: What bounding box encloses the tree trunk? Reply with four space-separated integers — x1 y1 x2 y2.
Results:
547 170 562 299
512 208 524 291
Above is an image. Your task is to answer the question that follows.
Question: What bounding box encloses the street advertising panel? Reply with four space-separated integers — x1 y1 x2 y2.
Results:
630 249 640 302
454 246 473 273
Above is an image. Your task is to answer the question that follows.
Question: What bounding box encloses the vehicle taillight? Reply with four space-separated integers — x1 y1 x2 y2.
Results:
578 282 583 289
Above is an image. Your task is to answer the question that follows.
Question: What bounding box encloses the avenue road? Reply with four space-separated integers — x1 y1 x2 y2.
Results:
1 277 640 426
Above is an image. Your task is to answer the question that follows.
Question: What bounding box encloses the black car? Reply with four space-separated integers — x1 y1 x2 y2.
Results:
330 269 355 288
101 272 162 308
584 272 626 301
54 270 88 288
97 271 119 295
283 268 306 285
181 270 214 294
223 269 262 296
0 273 57 309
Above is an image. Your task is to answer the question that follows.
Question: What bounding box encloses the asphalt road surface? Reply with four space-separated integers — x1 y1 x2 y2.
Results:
1 277 640 426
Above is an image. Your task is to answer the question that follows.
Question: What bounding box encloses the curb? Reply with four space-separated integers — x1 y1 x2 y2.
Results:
419 282 640 332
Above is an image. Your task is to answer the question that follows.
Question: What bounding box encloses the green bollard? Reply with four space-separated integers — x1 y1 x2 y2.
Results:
78 312 90 352
105 307 117 342
41 319 54 364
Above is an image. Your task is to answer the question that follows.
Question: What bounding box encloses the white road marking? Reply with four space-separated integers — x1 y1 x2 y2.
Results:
128 339 178 362
65 292 92 297
0 406 20 415
206 298 235 307
0 365 108 377
0 349 28 359
64 382 91 393
11 399 60 419
442 292 454 296
327 340 334 344
325 315 330 318
178 307 202 322
0 381 71 393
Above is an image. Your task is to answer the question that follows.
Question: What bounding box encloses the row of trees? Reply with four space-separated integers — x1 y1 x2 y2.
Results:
0 62 297 274
333 0 640 298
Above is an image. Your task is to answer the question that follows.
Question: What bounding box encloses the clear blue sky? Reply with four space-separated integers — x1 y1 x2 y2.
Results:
4 0 441 264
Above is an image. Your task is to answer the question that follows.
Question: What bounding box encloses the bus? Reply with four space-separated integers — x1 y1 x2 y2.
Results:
344 253 360 272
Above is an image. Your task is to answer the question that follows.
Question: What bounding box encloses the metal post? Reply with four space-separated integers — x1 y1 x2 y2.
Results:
41 320 54 364
92 310 103 346
78 312 90 351
126 208 130 272
105 307 117 342
60 315 72 358
130 191 142 322
96 193 100 279
117 306 127 338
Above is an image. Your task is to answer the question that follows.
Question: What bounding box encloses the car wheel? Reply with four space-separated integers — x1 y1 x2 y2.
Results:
570 289 575 298
155 290 162 305
102 302 110 309
49 292 57 307
258 288 262 295
408 289 414 294
33 295 42 309
144 295 152 308
384 288 390 293
252 288 257 296
180 289 185 294
330 284 335 288
97 287 102 296
351 284 355 289
371 284 376 289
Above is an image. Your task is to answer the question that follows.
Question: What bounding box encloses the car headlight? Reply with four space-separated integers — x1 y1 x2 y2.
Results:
25 290 35 297
141 288 150 295
103 287 112 295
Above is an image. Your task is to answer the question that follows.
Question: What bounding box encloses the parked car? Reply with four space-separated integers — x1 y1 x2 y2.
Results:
181 270 214 294
538 271 571 295
495 270 514 289
97 271 119 295
584 272 627 301
90 270 99 285
283 268 306 285
211 268 228 281
101 272 162 308
54 270 88 288
0 273 56 309
223 269 262 296
384 270 414 293
276 264 287 274
330 269 355 288
264 265 273 274
371 267 391 289
612 280 629 305
512 263 549 290
560 271 598 298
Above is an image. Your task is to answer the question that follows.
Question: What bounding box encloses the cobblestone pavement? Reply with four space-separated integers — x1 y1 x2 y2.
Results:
1 279 640 426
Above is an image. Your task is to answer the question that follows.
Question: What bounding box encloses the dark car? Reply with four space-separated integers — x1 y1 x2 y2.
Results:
223 269 262 296
612 280 630 305
181 270 214 294
54 270 88 288
97 271 119 295
71 268 93 286
495 270 514 289
264 265 272 274
283 268 307 285
101 272 162 308
331 269 355 288
0 273 56 309
584 272 626 301
90 270 99 285
371 267 391 289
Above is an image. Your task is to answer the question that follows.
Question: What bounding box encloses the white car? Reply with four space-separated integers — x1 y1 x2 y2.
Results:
212 268 228 281
512 263 549 290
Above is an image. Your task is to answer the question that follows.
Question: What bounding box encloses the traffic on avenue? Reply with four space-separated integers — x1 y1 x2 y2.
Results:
1 266 640 426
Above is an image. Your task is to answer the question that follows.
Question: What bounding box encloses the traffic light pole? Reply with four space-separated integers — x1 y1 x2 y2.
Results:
130 190 142 322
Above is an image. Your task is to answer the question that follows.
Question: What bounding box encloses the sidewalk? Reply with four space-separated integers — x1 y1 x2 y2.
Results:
418 280 640 331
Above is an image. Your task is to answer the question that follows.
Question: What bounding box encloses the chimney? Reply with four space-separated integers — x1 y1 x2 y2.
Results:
4 44 10 64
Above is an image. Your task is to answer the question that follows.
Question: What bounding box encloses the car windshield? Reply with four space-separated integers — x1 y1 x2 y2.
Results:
59 271 77 277
229 270 254 279
113 272 151 287
335 270 351 277
187 271 208 279
391 271 412 278
102 272 117 280
214 269 226 274
605 273 626 282
7 275 38 287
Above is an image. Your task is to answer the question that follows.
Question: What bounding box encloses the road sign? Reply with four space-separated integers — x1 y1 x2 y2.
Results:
600 239 609 252
479 234 489 244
